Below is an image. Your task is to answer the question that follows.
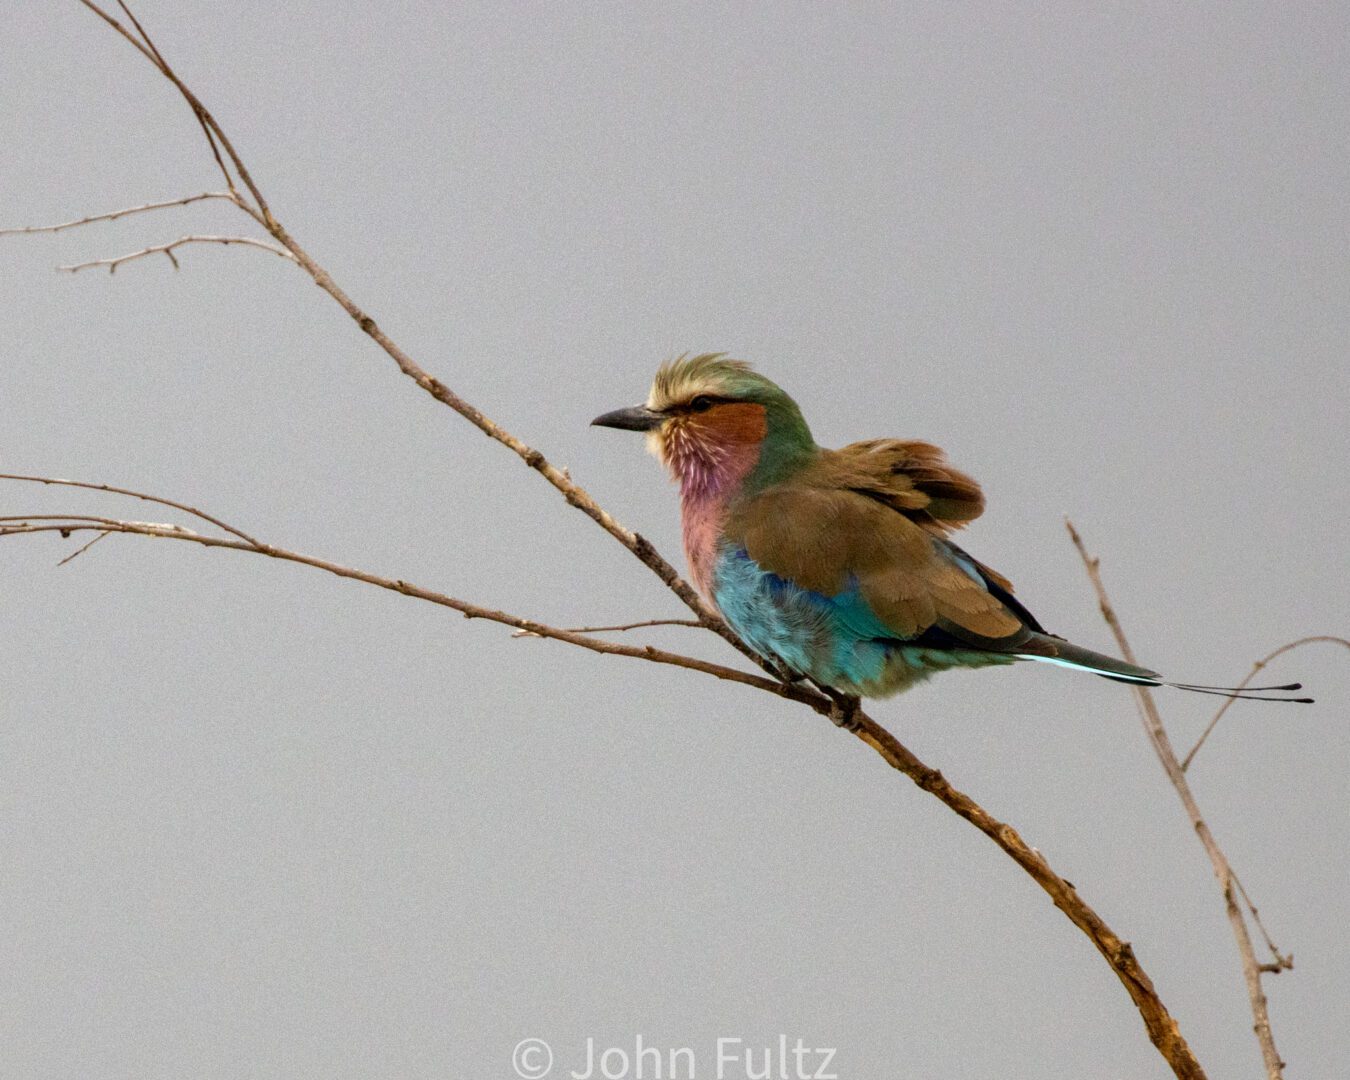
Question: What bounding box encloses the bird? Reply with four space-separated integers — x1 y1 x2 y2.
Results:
592 354 1308 704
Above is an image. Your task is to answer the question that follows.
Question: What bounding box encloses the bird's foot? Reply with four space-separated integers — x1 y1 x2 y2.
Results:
828 693 862 731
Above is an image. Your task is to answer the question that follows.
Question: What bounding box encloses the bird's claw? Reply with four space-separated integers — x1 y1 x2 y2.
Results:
828 694 862 731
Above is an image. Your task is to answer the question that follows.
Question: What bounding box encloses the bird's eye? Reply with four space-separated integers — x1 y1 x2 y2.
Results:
689 395 715 413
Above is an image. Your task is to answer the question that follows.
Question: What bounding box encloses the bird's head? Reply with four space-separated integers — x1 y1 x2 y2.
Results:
592 354 815 497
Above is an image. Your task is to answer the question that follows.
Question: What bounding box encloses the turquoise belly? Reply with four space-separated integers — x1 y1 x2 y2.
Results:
711 548 1012 697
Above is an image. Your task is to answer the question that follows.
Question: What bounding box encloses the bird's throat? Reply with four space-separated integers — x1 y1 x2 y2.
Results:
674 443 760 599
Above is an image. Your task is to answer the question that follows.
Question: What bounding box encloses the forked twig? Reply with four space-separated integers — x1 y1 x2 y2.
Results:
1067 519 1294 1080
0 506 819 704
1181 636 1350 770
59 234 296 273
72 3 760 671
56 529 112 566
0 473 262 547
1231 871 1294 972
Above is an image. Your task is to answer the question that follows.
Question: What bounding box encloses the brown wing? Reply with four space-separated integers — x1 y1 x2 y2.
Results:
821 439 985 533
724 484 1027 643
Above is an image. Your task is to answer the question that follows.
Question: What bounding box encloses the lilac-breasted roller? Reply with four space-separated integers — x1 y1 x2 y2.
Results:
593 354 1308 703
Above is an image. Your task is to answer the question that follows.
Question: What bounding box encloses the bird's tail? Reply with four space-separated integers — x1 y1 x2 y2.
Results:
1014 634 1312 703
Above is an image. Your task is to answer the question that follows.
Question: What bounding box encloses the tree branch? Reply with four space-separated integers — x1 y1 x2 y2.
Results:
58 234 296 273
0 192 235 236
1066 518 1292 1080
1232 871 1294 973
5 8 1224 1076
3 474 1206 1078
512 618 704 637
69 0 763 670
0 473 263 546
1181 636 1350 771
79 0 251 204
0 508 818 706
55 528 113 566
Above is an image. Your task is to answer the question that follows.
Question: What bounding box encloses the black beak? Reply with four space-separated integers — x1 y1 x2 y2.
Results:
591 405 664 432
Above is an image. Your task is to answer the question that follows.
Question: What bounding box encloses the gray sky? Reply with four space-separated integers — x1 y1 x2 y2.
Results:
2 3 1347 1078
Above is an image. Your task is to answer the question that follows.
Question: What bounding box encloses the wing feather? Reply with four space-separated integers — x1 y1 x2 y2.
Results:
726 484 1026 646
827 439 985 531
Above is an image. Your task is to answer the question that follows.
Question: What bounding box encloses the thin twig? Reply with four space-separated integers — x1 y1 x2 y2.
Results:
71 1 240 198
512 618 703 638
0 514 196 536
75 2 766 678
0 514 816 705
1232 871 1293 972
59 234 296 273
0 473 262 547
0 192 235 236
112 1 237 193
77 1 273 222
1067 518 1287 1080
56 529 112 566
1181 636 1350 770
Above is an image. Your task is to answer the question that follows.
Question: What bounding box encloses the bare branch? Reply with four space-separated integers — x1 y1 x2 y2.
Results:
78 1 271 219
0 513 811 704
1232 871 1294 972
72 2 756 668
0 473 262 547
75 1 239 197
0 510 195 534
0 192 235 237
1067 519 1289 1080
56 529 112 566
1181 636 1350 770
35 9 1218 1075
58 234 296 274
512 618 703 638
2 484 1206 1078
